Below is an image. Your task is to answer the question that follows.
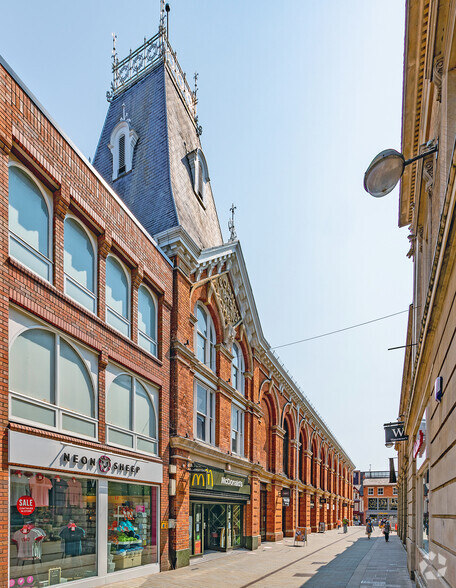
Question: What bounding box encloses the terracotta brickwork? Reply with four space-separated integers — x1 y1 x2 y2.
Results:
0 61 174 582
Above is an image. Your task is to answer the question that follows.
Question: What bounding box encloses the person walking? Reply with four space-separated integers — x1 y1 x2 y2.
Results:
383 518 391 542
366 519 373 539
337 519 341 531
342 517 348 533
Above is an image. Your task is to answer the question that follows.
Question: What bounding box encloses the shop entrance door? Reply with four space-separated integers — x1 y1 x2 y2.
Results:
191 503 204 555
205 504 226 551
260 488 267 541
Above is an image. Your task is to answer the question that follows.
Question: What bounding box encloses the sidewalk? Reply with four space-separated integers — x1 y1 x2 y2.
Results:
110 527 414 587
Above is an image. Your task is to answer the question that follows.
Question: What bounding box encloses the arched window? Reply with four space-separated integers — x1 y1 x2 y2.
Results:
311 452 316 487
107 373 158 455
231 341 244 394
64 216 96 312
9 326 96 438
138 284 158 356
283 420 290 478
320 453 325 490
231 403 244 455
106 255 130 336
108 115 138 181
195 303 216 371
299 432 305 482
8 163 52 281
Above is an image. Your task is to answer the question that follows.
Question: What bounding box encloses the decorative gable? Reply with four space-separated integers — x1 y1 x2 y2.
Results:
108 104 139 181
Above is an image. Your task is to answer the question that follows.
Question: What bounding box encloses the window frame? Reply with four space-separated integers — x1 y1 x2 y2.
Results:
377 487 384 496
137 283 158 357
105 253 131 337
108 120 138 181
231 403 244 456
9 318 98 441
63 214 97 314
8 160 53 282
194 379 216 446
195 302 216 371
106 368 159 457
231 341 245 395
367 487 374 495
393 486 398 495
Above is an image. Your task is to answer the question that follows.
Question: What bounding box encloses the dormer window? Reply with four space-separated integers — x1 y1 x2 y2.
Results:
187 149 209 204
108 105 138 181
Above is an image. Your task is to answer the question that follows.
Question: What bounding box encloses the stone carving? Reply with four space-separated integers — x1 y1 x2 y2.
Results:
213 275 241 329
433 55 444 102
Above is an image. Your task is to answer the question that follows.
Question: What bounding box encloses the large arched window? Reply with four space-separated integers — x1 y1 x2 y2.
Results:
299 432 305 482
64 216 96 312
195 303 216 371
283 420 290 478
106 255 130 336
107 372 158 455
231 341 245 394
9 325 96 438
138 284 158 356
8 163 52 281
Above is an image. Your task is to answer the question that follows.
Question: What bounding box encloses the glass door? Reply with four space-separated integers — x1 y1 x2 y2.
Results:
206 504 226 550
192 503 204 555
260 489 267 541
231 504 243 547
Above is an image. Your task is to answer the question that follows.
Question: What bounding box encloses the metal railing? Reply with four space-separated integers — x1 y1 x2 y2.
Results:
107 30 197 119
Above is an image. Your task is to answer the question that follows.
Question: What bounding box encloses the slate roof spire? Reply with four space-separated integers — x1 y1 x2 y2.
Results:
93 11 223 252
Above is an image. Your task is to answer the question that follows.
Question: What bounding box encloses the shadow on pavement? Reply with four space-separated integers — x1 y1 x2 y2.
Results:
297 536 379 587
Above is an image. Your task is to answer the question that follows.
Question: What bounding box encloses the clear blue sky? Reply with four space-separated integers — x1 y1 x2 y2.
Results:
1 1 410 471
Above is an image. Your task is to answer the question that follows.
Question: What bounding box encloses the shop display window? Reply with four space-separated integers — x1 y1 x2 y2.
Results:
108 482 157 572
9 470 97 586
421 468 429 553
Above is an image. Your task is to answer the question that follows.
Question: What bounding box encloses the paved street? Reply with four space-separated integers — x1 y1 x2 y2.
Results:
110 527 414 587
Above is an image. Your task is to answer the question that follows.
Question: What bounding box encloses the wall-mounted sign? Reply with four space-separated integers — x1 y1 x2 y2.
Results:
190 463 250 495
384 422 408 444
283 497 290 507
281 488 291 498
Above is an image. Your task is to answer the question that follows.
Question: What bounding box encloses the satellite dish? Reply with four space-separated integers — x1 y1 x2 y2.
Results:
363 149 405 198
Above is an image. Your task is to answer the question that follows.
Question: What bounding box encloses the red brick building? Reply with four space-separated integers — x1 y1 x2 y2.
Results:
0 14 355 586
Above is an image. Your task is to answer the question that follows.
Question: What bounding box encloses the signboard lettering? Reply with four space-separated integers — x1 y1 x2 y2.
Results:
61 452 140 475
384 422 408 444
17 496 35 516
190 463 250 495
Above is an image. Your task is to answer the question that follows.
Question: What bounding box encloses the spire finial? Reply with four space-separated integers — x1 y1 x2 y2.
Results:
160 0 166 33
193 72 199 100
228 204 237 242
111 33 118 65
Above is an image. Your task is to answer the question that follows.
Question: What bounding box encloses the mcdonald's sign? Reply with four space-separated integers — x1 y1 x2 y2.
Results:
190 463 250 495
191 468 214 488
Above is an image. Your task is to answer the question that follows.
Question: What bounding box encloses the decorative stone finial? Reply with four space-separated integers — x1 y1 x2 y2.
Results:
228 204 237 242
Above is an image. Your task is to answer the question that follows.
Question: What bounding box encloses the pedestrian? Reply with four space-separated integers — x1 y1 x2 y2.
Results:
383 518 391 542
342 517 348 533
366 519 373 539
337 519 341 530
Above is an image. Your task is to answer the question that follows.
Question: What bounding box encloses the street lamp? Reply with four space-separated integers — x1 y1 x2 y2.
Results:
363 142 438 197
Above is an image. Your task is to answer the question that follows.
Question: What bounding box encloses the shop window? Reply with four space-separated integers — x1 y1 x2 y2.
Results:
367 487 374 495
195 381 215 445
368 498 378 510
106 255 130 337
106 372 158 455
8 162 52 281
421 468 430 553
195 303 216 371
10 470 97 586
9 321 97 439
231 342 244 394
231 404 244 455
138 284 158 356
377 487 384 495
64 216 97 313
108 482 157 572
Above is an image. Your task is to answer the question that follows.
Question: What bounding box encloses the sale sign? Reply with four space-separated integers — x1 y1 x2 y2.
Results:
16 496 35 516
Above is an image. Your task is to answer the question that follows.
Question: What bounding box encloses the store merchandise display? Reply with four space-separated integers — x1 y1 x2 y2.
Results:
10 471 97 586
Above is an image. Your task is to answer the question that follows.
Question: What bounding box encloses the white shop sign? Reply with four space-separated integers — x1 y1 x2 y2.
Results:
8 430 162 483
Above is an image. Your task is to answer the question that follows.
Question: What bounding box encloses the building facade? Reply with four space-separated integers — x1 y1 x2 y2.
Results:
0 11 355 587
363 478 398 526
398 0 456 585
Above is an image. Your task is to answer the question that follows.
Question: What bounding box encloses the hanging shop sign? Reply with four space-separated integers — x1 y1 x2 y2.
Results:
190 463 250 495
8 430 162 482
281 488 291 498
384 422 408 444
282 497 290 507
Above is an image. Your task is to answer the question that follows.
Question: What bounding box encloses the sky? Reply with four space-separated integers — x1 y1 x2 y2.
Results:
0 0 410 472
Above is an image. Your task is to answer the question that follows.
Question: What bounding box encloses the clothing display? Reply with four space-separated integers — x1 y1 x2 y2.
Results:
65 478 84 508
59 524 86 556
12 526 45 560
10 473 30 503
28 474 52 507
49 477 68 508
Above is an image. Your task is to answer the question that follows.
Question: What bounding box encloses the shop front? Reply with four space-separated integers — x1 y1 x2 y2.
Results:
8 431 162 587
189 463 250 556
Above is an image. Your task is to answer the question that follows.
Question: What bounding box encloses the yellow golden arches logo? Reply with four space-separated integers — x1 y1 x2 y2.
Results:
191 469 214 487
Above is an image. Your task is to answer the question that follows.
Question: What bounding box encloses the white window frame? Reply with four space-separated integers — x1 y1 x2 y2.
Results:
393 486 398 495
377 487 384 496
9 309 98 441
106 254 131 337
194 379 216 446
108 119 138 181
105 365 159 457
231 403 244 456
8 160 53 282
137 283 158 357
367 487 374 495
231 341 245 395
195 302 216 371
64 214 97 313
